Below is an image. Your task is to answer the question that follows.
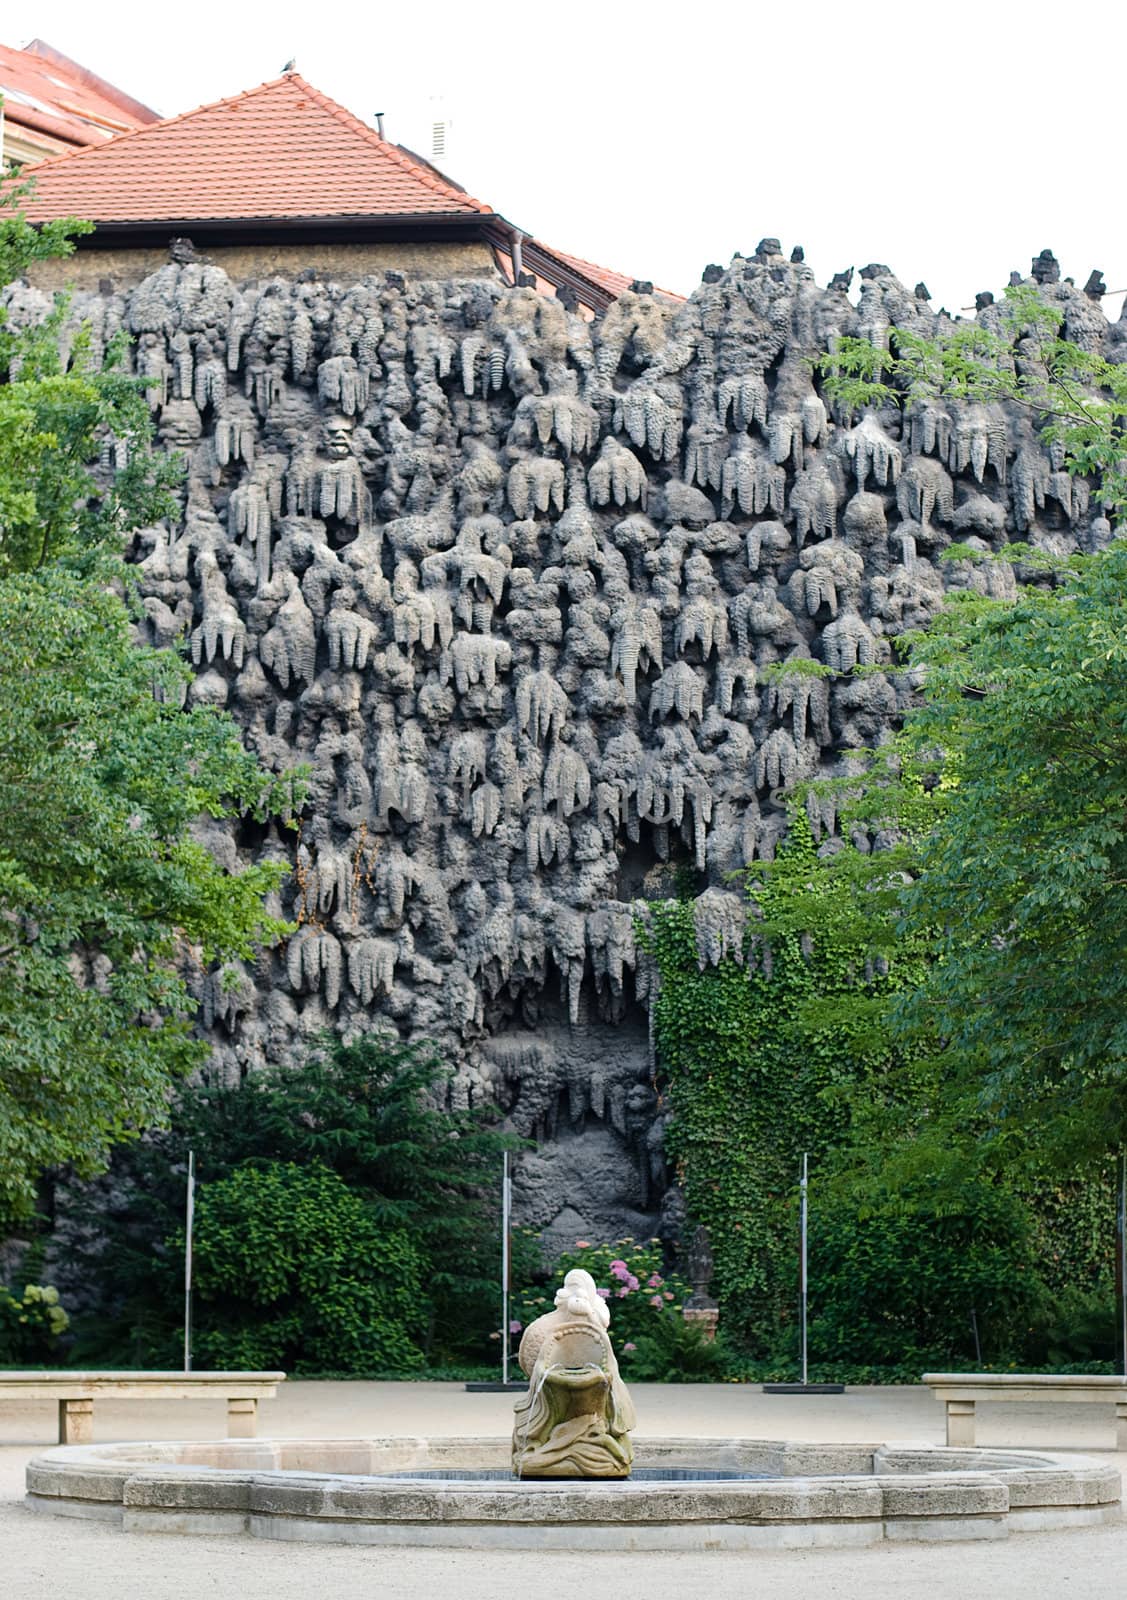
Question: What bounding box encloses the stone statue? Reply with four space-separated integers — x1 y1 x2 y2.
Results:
512 1268 635 1478
682 1223 720 1340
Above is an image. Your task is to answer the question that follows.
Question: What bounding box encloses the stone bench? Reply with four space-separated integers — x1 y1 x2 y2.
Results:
0 1371 285 1443
923 1373 1127 1450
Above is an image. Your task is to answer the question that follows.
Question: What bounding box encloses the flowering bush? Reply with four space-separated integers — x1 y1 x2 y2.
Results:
513 1237 690 1358
0 1283 69 1362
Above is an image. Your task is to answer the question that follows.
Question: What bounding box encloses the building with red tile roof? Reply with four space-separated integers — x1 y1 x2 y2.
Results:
13 70 679 312
0 38 159 167
17 72 493 230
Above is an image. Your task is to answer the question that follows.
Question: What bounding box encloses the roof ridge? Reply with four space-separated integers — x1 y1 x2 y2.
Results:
288 77 492 216
19 72 492 218
19 72 300 176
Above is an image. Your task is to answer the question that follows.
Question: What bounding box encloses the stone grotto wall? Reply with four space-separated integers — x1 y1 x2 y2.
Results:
8 241 1122 1248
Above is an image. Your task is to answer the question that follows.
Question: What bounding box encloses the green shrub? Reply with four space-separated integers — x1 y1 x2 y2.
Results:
173 1032 518 1363
0 1283 69 1362
1026 1284 1119 1369
184 1161 424 1374
806 1172 1043 1369
61 1032 517 1368
621 1315 734 1383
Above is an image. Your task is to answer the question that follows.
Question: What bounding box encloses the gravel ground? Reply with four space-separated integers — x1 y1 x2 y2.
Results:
3 1381 1125 1599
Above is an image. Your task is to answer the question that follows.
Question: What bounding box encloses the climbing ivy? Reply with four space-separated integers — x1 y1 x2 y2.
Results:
640 815 936 1352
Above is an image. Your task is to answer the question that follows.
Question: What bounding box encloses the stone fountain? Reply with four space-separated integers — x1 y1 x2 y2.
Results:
25 1433 1118 1548
22 1269 1121 1546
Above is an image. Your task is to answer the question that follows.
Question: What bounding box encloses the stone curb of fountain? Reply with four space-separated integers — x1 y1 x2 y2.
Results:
23 1436 1122 1550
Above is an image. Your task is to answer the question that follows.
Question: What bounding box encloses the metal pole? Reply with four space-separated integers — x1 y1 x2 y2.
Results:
800 1152 808 1388
1117 1153 1126 1377
184 1151 195 1374
501 1151 512 1385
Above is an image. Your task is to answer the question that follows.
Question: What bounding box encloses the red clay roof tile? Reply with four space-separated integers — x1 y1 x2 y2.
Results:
1 38 159 157
538 243 684 304
16 72 492 224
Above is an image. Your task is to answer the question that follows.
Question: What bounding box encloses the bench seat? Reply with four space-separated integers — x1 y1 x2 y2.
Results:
923 1373 1127 1449
0 1370 285 1443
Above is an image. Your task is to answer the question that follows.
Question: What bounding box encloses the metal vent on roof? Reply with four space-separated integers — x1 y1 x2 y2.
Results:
431 121 447 160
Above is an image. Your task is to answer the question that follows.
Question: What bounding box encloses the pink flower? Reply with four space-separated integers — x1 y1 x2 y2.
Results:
596 1287 610 1299
623 1342 637 1352
663 1291 674 1301
647 1274 662 1288
575 1240 591 1249
616 1286 629 1298
650 1294 664 1308
626 1274 639 1291
509 1320 522 1333
609 1259 629 1279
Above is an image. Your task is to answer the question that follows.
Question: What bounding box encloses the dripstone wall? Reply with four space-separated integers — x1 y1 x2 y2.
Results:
9 241 1121 1249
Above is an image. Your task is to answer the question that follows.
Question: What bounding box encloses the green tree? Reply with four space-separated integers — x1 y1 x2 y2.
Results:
721 285 1127 1368
821 282 1127 519
175 1033 520 1361
0 182 296 1223
628 283 1127 1369
894 553 1127 1156
808 1165 1043 1368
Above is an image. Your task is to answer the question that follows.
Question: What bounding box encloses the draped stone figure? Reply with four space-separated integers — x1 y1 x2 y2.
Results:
512 1267 635 1478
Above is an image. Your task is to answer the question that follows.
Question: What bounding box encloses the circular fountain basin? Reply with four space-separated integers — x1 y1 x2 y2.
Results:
25 1435 1120 1550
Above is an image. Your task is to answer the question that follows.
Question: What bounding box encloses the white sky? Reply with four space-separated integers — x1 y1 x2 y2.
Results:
16 0 1127 320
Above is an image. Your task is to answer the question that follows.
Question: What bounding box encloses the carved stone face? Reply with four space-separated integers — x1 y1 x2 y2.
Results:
158 400 203 447
322 416 353 460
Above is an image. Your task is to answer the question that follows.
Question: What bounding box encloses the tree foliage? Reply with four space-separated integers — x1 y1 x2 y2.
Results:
781 561 1127 1159
644 819 1118 1368
821 283 1127 519
807 285 1127 1161
0 183 296 1222
895 554 1127 1156
808 1169 1042 1368
175 1033 521 1361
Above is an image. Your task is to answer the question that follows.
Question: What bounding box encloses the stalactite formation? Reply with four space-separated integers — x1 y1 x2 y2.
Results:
10 241 1118 1247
